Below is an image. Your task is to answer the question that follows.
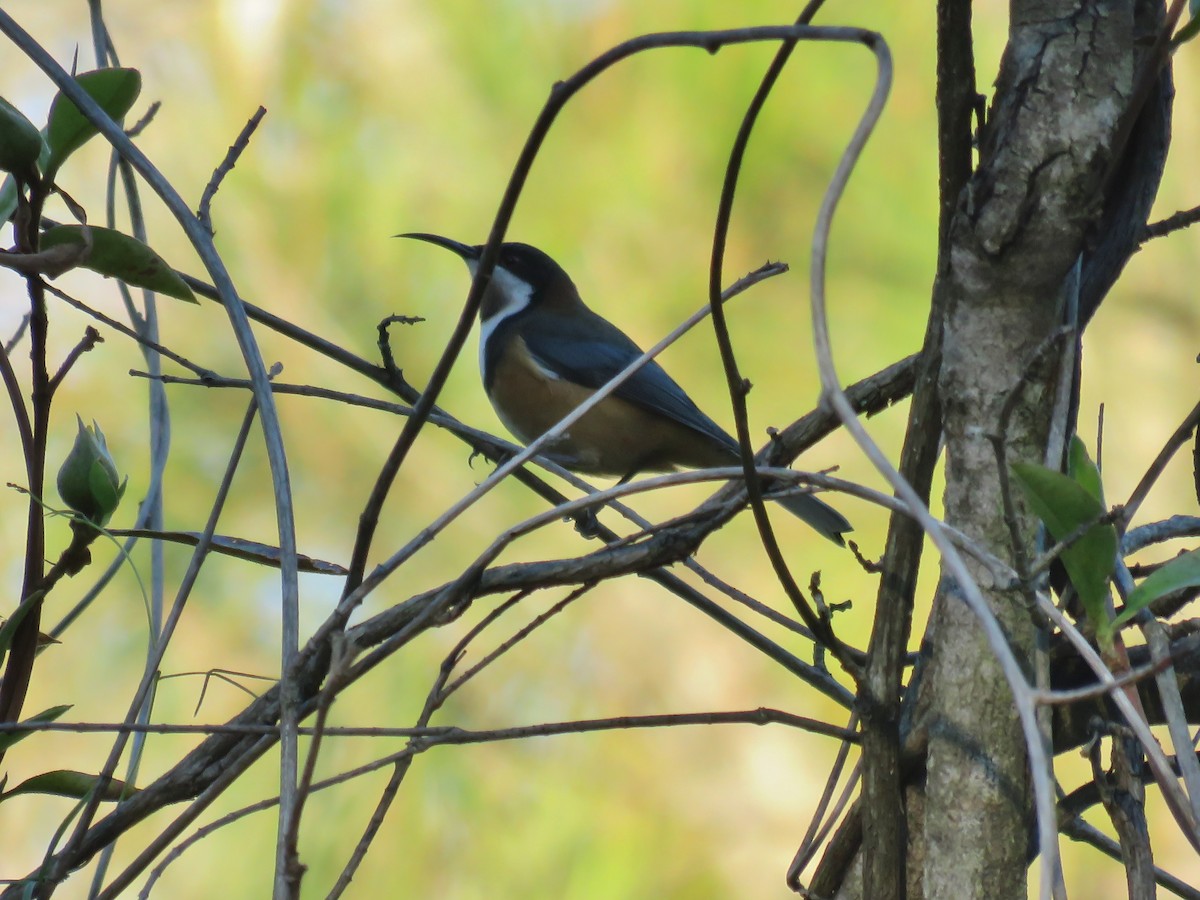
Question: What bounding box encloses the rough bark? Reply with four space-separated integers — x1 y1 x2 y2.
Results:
921 4 1136 900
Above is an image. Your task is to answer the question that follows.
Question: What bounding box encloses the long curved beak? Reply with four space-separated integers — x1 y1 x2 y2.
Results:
396 232 480 261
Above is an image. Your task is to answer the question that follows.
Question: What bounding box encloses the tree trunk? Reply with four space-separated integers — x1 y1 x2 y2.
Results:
921 3 1136 898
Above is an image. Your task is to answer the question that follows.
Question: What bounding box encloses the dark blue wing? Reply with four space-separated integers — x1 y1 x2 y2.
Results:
517 309 737 453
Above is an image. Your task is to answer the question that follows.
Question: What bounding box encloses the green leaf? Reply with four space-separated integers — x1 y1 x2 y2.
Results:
0 175 17 225
1067 436 1104 505
1012 462 1118 637
45 68 141 178
0 132 51 223
40 225 197 302
0 592 42 662
0 769 136 803
1112 549 1200 632
0 704 72 754
0 95 44 182
1174 10 1200 46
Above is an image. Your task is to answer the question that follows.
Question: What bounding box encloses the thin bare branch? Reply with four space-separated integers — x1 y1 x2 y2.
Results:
196 106 266 233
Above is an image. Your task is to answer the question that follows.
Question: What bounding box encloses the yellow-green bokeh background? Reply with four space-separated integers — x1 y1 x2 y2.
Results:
0 2 1198 897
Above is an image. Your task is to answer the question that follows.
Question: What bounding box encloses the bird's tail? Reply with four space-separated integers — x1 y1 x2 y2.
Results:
770 489 851 546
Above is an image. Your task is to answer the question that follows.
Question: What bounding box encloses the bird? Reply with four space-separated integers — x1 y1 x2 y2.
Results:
400 233 851 545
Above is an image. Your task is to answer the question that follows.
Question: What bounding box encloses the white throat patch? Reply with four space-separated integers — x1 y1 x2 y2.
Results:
473 261 534 376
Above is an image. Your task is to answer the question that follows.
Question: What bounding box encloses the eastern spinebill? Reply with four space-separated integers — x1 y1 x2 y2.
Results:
401 233 850 545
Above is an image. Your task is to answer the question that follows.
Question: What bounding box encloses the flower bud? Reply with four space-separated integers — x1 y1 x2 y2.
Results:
56 416 126 525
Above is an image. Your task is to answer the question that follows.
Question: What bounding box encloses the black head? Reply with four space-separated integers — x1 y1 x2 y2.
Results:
398 232 583 318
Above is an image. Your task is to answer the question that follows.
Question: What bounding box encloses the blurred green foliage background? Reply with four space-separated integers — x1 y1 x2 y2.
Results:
0 1 1198 897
